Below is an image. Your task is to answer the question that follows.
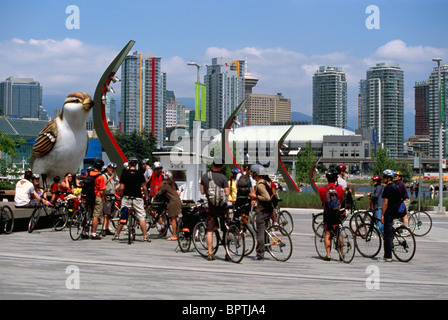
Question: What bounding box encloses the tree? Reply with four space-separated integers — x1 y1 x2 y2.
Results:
371 146 396 176
295 141 316 185
113 131 157 163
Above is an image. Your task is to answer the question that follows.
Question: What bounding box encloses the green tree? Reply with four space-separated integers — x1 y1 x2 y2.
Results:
371 146 396 176
295 141 316 185
113 131 157 163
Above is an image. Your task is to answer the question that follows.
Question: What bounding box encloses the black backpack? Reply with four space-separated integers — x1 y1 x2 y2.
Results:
237 174 250 196
81 173 101 205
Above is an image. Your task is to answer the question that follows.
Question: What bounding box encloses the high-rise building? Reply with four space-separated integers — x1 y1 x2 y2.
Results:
414 80 430 136
121 51 166 148
0 77 43 119
246 93 291 126
204 58 245 130
105 96 118 127
312 66 347 129
358 63 404 158
428 65 448 159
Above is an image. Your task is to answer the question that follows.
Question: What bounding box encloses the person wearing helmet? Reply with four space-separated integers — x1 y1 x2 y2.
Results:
394 171 410 228
380 169 401 262
228 168 241 203
149 162 164 202
89 158 107 240
31 174 50 206
142 159 153 190
336 164 352 208
154 170 182 241
367 175 384 233
319 168 344 261
248 164 275 261
101 162 120 237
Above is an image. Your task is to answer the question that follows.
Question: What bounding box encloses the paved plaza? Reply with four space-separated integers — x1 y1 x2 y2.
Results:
1 208 447 302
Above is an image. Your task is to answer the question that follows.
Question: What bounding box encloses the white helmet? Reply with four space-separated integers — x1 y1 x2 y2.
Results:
163 170 172 179
153 161 163 169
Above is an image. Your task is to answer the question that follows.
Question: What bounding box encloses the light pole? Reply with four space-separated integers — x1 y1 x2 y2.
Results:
432 58 445 214
187 61 202 202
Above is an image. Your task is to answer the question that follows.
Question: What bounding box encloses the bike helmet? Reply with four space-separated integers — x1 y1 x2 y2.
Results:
94 158 104 170
107 162 117 168
128 157 138 167
325 169 338 183
337 164 347 173
232 168 241 175
153 161 163 169
32 173 40 180
163 170 173 179
250 164 264 176
396 171 402 176
382 169 395 178
371 175 381 181
142 158 151 165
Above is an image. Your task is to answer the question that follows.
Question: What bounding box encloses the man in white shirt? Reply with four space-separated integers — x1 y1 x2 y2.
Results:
14 170 40 208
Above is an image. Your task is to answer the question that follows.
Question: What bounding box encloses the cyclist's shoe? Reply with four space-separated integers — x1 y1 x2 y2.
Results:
91 234 102 240
81 232 89 239
207 254 215 261
324 256 331 261
112 235 120 241
250 256 265 261
377 257 392 262
143 237 151 243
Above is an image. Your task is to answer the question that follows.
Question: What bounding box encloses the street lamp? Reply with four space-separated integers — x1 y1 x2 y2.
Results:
432 58 444 214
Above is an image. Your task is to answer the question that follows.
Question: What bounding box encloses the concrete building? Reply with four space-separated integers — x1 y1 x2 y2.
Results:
246 93 291 126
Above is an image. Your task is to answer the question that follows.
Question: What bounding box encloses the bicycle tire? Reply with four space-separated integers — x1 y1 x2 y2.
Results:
337 226 356 263
127 211 134 245
277 210 294 235
242 223 255 256
392 226 416 262
349 210 372 234
192 221 219 257
1 205 14 234
177 220 192 252
405 213 416 235
28 207 42 233
265 225 293 262
225 224 245 263
355 223 382 258
411 211 432 237
312 212 323 236
147 211 169 238
52 206 68 231
314 223 327 260
69 210 83 241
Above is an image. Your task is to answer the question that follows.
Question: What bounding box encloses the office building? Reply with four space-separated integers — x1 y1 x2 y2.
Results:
121 51 166 149
428 65 448 159
247 93 291 126
414 81 430 136
204 58 245 130
0 77 43 119
312 66 347 129
358 63 404 158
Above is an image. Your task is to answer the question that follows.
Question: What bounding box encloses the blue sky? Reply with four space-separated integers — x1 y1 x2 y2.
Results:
1 0 447 133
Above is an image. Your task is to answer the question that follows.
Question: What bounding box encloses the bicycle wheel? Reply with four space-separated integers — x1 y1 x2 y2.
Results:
265 225 293 262
392 226 416 262
405 213 416 235
28 207 43 233
314 223 327 260
242 223 255 256
109 205 120 233
147 211 169 238
177 220 192 252
225 224 245 263
411 211 432 237
277 210 294 235
192 221 209 257
127 212 135 244
349 210 372 234
337 226 356 263
69 210 83 241
355 223 382 258
312 212 323 236
52 206 68 231
0 205 14 234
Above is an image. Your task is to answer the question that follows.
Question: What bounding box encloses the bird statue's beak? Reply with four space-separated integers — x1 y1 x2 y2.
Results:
82 97 94 111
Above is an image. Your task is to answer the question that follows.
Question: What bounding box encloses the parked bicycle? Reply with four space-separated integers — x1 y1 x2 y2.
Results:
177 199 207 252
146 201 170 238
314 216 356 263
192 207 246 263
407 200 432 237
0 204 14 234
355 215 416 262
273 199 294 235
69 199 92 240
28 199 68 233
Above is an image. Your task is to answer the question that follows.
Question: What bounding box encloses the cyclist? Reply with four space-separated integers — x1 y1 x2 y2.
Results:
149 162 163 202
101 162 120 237
380 169 401 262
200 157 229 261
395 171 410 228
228 168 240 203
319 169 344 261
31 174 50 206
234 164 255 214
113 157 150 242
142 158 153 190
248 164 274 261
89 159 107 240
154 170 181 241
336 164 352 208
367 175 384 233
14 170 41 208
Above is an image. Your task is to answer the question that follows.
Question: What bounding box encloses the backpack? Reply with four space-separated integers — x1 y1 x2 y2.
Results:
81 173 101 205
259 180 274 211
207 171 228 207
324 186 341 213
237 174 250 196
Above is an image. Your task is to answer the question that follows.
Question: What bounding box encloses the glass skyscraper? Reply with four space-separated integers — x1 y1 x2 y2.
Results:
312 66 347 129
0 77 43 119
121 51 166 149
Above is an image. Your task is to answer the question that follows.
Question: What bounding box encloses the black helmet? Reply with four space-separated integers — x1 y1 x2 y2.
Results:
94 158 104 170
128 157 138 167
325 169 338 183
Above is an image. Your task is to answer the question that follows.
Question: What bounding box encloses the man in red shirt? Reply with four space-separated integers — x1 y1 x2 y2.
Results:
319 168 344 261
89 159 106 239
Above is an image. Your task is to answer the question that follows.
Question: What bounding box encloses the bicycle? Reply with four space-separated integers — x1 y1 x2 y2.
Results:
272 199 294 235
177 199 207 253
192 207 246 263
69 199 92 240
0 204 14 234
123 196 140 245
407 200 432 237
231 202 256 257
314 216 356 263
355 215 416 262
28 199 68 233
146 201 170 238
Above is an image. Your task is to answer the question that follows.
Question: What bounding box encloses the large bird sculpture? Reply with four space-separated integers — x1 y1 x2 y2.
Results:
30 92 93 188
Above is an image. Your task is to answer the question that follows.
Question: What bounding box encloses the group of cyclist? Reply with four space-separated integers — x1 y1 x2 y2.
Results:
320 164 411 263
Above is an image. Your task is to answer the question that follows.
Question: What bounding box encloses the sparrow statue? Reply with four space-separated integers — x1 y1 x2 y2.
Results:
30 92 93 188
